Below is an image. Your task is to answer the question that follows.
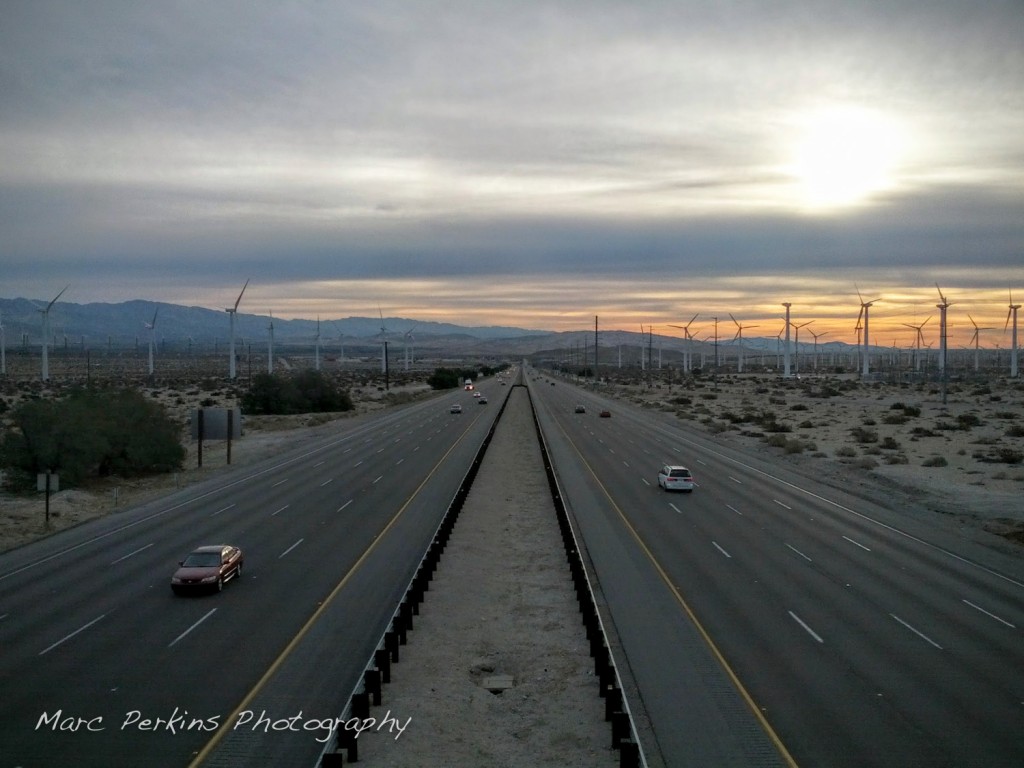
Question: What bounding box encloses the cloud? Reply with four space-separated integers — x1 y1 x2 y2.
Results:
0 1 1021 339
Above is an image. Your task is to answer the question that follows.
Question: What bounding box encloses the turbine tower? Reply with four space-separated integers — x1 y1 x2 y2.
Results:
935 284 952 373
781 303 792 376
967 315 993 372
0 308 6 376
315 316 322 371
856 287 881 377
225 279 249 379
144 306 159 376
378 306 389 374
668 313 699 372
403 325 416 371
1007 289 1020 378
901 317 931 372
267 312 275 374
793 320 813 374
809 329 828 371
38 286 68 381
729 313 758 373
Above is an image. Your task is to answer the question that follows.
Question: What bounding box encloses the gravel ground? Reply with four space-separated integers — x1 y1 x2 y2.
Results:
346 385 617 767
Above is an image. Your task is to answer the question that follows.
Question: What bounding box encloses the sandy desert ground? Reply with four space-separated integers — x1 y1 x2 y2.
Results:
1 371 1022 555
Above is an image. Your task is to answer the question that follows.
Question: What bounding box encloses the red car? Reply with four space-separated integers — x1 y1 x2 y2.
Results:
171 544 243 595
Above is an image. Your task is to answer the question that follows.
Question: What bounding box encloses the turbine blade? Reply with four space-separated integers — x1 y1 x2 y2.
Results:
234 279 250 311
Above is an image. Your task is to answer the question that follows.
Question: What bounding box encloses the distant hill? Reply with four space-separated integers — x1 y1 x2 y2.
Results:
0 296 870 358
0 297 546 348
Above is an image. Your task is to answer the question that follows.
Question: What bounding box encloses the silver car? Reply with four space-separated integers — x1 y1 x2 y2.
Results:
657 465 695 492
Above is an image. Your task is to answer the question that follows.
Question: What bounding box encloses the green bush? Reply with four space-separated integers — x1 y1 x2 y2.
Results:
1 388 185 491
242 371 353 415
922 455 948 467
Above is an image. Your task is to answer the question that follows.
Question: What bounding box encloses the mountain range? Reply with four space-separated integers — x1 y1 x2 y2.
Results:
0 296 866 358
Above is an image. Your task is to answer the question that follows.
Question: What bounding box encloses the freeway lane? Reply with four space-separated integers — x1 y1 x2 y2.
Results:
529 370 1024 768
0 383 504 767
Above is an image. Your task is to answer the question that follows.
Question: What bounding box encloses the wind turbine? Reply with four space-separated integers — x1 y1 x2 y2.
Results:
967 315 993 372
668 313 699 372
267 312 275 374
856 286 881 377
225 279 249 379
781 303 792 376
0 308 6 376
1007 289 1021 378
809 328 828 371
38 286 68 381
901 317 931 372
728 313 758 373
793 320 813 374
935 284 953 373
144 306 159 376
315 316 322 371
378 306 389 374
403 325 416 371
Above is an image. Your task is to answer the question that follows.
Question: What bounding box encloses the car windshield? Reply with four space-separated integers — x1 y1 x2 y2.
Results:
183 552 221 567
669 469 691 478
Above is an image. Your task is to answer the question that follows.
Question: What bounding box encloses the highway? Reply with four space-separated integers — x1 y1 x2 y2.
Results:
4 366 1022 767
0 384 503 768
528 369 1024 768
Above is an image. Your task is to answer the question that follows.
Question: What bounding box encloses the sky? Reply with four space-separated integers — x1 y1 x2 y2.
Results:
2 0 1022 348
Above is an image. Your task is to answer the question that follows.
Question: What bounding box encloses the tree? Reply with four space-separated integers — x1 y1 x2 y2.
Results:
241 371 353 415
1 388 185 491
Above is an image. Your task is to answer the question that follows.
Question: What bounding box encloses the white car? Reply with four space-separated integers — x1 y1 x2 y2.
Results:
657 465 695 492
450 404 462 414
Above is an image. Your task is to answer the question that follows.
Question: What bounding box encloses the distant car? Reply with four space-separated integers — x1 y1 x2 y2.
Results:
478 396 488 404
599 410 611 418
657 465 695 492
473 391 482 398
450 404 463 414
574 404 586 413
171 545 243 594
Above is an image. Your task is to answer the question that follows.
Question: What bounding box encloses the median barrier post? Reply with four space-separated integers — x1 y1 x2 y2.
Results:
375 648 391 683
385 630 400 662
364 668 382 706
352 691 370 719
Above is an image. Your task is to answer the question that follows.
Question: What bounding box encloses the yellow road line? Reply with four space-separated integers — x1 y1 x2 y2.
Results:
188 418 479 766
552 415 800 768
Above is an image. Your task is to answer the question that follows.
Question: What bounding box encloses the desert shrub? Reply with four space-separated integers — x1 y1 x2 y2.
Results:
922 455 948 467
957 413 982 429
835 446 857 458
973 448 1024 465
242 371 353 415
700 392 718 400
797 420 815 429
880 436 901 450
789 403 809 411
883 414 908 425
1006 425 1024 438
911 427 938 437
854 457 878 469
902 405 921 417
671 396 692 405
850 426 878 443
885 454 909 465
1 388 185 490
993 411 1018 420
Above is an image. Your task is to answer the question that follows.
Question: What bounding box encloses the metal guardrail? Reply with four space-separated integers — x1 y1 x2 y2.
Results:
316 380 645 766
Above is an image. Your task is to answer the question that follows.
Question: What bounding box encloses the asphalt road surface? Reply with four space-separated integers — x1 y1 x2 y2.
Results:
1 384 502 768
4 368 1022 768
529 369 1024 768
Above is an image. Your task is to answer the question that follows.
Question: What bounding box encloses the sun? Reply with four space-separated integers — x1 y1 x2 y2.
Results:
790 106 905 209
